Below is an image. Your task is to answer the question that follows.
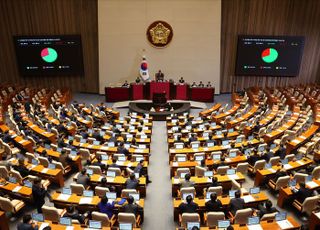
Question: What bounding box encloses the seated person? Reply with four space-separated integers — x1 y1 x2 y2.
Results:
210 177 221 187
257 200 277 218
125 173 139 189
155 70 164 81
109 157 119 168
135 77 141 83
198 81 205 87
17 214 39 230
230 190 245 215
294 182 316 203
123 195 142 216
13 158 30 177
213 156 226 171
63 205 86 224
205 192 222 212
262 146 274 162
206 134 217 146
188 133 198 143
252 121 261 135
178 195 199 214
122 80 129 87
98 195 117 219
180 173 195 188
199 159 208 171
247 150 261 166
179 77 185 84
206 81 212 87
191 82 197 88
92 155 106 172
276 144 287 160
117 142 130 156
77 168 90 187
269 167 287 183
59 150 72 168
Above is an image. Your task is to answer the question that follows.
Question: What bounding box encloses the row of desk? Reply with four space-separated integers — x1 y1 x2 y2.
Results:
105 82 215 102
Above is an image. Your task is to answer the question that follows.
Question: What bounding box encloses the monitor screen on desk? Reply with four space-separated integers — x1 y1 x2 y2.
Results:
8 177 17 184
218 220 230 228
227 169 236 175
222 140 229 146
204 171 213 177
187 222 200 230
59 217 72 226
32 213 44 222
62 187 72 195
130 193 140 201
89 220 102 229
83 190 94 197
195 155 204 161
177 156 186 162
213 154 221 160
248 216 260 225
229 190 237 198
24 180 33 188
275 212 287 221
86 169 93 175
250 187 260 194
106 192 117 200
182 193 194 201
175 144 184 149
207 142 215 147
119 223 133 230
191 143 199 149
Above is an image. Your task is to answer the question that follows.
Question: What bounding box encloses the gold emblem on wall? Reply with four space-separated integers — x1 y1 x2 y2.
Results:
147 21 173 48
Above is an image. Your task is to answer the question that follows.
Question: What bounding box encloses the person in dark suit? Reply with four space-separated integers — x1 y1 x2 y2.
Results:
155 70 164 81
59 150 71 168
262 146 274 162
252 121 261 135
276 144 287 160
17 214 39 230
205 192 222 212
63 205 86 224
294 182 315 203
213 156 226 171
91 155 106 172
2 130 12 143
117 142 130 156
180 173 195 188
13 158 30 178
178 195 199 214
230 190 245 215
269 167 287 183
258 200 277 218
32 178 51 213
210 177 221 187
123 195 142 216
77 169 90 187
125 173 139 189
179 77 185 84
206 134 217 146
247 150 261 166
188 133 198 143
198 81 205 87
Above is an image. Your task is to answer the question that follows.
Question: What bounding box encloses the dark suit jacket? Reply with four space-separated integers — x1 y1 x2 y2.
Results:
230 197 245 215
248 155 260 166
258 204 277 218
205 199 222 212
13 165 30 178
17 223 38 230
178 202 199 214
123 203 142 216
296 187 313 203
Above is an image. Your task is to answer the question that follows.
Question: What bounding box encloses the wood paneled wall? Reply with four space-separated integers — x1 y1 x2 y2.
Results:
221 0 320 93
0 0 98 93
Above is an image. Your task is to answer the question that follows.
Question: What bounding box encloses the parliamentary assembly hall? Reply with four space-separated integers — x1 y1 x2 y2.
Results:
0 0 320 229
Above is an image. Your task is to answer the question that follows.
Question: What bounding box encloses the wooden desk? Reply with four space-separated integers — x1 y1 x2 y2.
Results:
175 216 300 229
26 122 56 143
173 192 268 222
0 125 34 152
277 178 320 208
263 107 300 143
310 211 320 230
286 124 319 154
213 104 241 123
199 104 222 117
227 104 259 129
170 156 247 177
0 180 33 202
36 146 82 171
28 164 64 187
254 158 313 186
171 173 245 197
37 221 141 230
0 211 9 230
80 174 147 197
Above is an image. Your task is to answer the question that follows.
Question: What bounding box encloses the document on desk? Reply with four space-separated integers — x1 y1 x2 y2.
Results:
116 161 125 166
268 168 276 173
228 174 239 180
247 225 263 230
277 220 293 229
242 195 255 203
87 144 93 149
41 168 49 173
12 186 22 193
79 197 93 204
172 162 178 167
106 177 115 182
135 149 144 153
306 181 318 189
296 160 304 165
66 226 74 230
283 164 293 170
173 178 180 184
58 194 71 201
127 163 133 167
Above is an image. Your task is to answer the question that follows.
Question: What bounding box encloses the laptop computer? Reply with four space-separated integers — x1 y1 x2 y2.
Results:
32 213 44 222
187 222 200 230
119 223 132 230
218 220 230 228
101 155 108 160
62 187 72 195
289 179 297 187
227 169 236 175
275 212 287 221
32 159 39 165
222 140 229 146
24 180 33 188
93 141 100 146
83 190 94 197
88 220 102 229
248 216 260 225
213 154 221 160
265 163 272 169
229 152 237 158
86 169 94 176
191 143 199 149
228 128 234 133
8 177 17 184
249 187 260 194
107 171 116 178
118 156 126 161
195 155 204 161
306 175 313 182
204 171 213 177
229 190 237 198
108 142 115 147
207 142 215 147
177 156 186 162
59 217 72 226
48 163 56 169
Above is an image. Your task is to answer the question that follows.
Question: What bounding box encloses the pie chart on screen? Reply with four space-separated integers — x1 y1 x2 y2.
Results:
41 47 58 63
261 48 278 63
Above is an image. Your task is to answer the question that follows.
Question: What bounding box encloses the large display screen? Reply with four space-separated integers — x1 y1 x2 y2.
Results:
14 35 84 75
235 35 304 76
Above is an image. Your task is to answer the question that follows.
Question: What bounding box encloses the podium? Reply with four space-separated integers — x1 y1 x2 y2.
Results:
131 84 144 100
175 84 188 100
149 81 170 100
